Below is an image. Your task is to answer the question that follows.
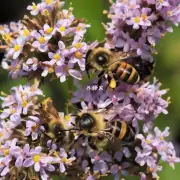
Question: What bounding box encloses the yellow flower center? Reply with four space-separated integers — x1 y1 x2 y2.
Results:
141 14 147 21
23 28 30 37
32 124 39 132
32 3 37 10
53 54 60 60
14 64 21 71
134 17 140 23
160 136 164 141
14 45 20 52
65 115 71 121
45 0 53 4
39 36 45 44
76 27 82 32
4 149 9 156
45 27 53 34
0 132 4 138
161 32 166 37
159 0 164 4
48 67 54 73
3 33 12 44
33 155 41 162
42 9 50 16
10 109 16 114
74 43 82 49
146 139 151 144
75 51 83 59
168 11 172 16
61 157 69 163
59 26 66 32
22 100 28 107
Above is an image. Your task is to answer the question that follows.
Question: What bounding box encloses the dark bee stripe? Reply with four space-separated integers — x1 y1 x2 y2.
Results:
115 121 122 138
117 62 127 77
128 67 140 84
122 126 135 142
121 64 132 82
111 121 117 136
111 63 119 73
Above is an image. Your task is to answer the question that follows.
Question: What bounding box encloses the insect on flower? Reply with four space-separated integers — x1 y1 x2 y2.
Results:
85 43 155 89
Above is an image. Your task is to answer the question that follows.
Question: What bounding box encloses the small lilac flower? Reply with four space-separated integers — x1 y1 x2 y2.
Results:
40 24 56 39
72 23 90 37
68 38 89 71
62 9 75 21
0 125 12 143
42 0 56 6
7 37 24 59
48 41 67 66
58 148 76 173
23 57 39 72
126 9 142 29
41 60 57 77
93 160 108 175
20 27 31 40
27 2 41 16
24 116 41 140
55 64 69 82
140 8 152 28
110 164 120 180
23 146 51 172
156 0 169 10
14 144 30 167
56 19 72 36
32 31 49 52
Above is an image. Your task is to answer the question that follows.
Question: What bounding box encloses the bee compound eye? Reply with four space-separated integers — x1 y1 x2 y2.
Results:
79 113 95 130
96 53 108 65
53 125 63 136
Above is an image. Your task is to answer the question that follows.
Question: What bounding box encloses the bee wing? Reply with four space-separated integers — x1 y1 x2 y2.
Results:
40 98 62 124
105 50 131 68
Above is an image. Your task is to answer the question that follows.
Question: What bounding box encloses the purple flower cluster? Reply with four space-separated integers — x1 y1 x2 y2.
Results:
135 123 180 179
0 0 179 179
104 0 180 61
70 78 179 179
0 84 77 179
0 0 91 82
72 78 169 129
0 81 178 179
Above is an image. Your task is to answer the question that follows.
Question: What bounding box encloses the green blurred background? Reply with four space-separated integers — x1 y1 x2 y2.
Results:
0 0 180 179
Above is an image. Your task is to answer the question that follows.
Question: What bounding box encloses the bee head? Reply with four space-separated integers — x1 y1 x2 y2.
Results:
53 124 65 138
77 113 95 131
86 47 112 73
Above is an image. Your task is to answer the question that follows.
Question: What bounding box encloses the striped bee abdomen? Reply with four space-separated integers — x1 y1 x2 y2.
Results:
110 121 135 142
110 62 140 84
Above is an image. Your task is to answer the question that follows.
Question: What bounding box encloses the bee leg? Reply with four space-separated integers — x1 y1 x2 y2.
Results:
97 78 102 88
88 136 97 150
68 134 84 150
98 71 105 78
97 71 105 87
107 71 117 89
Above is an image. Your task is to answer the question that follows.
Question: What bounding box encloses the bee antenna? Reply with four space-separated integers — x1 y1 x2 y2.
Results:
58 128 80 132
70 114 79 117
71 122 76 127
85 65 91 79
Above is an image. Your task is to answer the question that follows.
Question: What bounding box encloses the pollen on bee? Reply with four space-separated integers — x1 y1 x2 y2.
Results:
109 78 117 89
65 115 71 121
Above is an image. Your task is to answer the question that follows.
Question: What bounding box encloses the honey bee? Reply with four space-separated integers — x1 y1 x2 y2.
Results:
73 111 135 151
40 98 68 142
86 46 155 88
